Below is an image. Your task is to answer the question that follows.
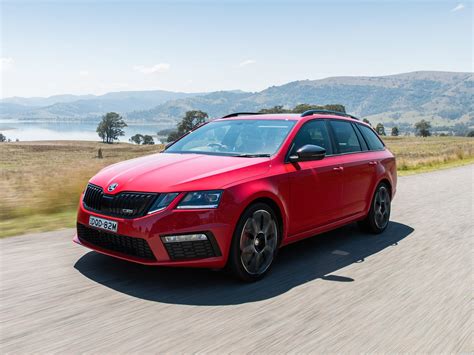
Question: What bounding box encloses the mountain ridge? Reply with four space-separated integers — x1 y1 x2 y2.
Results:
1 71 472 127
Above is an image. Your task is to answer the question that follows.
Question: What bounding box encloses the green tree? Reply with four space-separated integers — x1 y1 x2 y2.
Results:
258 105 289 114
167 131 181 143
320 104 346 113
292 104 319 113
291 104 346 114
391 126 399 136
0 133 6 142
414 119 431 137
167 110 208 142
467 130 474 137
129 134 144 145
258 104 347 114
363 118 371 126
157 128 176 136
142 135 155 145
96 112 127 144
375 123 386 136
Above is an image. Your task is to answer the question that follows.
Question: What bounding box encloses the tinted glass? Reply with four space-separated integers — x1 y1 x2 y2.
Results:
329 120 362 153
352 123 368 151
166 119 296 156
357 124 385 150
291 119 333 155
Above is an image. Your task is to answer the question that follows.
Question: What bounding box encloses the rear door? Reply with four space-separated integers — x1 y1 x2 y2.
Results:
287 119 344 236
329 119 375 218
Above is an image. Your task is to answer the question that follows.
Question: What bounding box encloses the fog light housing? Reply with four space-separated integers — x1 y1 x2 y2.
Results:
161 234 208 243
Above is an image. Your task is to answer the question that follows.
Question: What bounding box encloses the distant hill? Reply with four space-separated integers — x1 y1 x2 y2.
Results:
0 90 201 120
2 71 472 127
1 94 96 107
128 71 473 127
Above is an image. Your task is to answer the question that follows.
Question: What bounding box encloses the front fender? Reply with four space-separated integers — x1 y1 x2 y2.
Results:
226 176 290 242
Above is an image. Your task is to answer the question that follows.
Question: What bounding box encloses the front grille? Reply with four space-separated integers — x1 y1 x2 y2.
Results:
83 184 157 218
77 223 156 261
163 236 221 260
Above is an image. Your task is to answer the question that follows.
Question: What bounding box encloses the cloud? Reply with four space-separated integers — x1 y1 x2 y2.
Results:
133 63 170 74
0 57 14 72
238 59 256 67
451 3 465 12
79 70 89 76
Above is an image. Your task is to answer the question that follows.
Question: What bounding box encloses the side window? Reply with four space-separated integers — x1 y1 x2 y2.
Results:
291 120 333 155
352 123 368 151
329 120 362 154
357 124 385 151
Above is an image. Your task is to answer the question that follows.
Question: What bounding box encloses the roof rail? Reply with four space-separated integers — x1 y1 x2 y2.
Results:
300 109 359 120
221 112 260 118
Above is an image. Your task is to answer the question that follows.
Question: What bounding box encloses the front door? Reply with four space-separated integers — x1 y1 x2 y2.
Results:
287 119 344 236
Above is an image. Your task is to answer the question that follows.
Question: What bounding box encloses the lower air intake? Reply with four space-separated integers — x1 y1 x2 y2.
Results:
77 223 156 261
163 238 221 260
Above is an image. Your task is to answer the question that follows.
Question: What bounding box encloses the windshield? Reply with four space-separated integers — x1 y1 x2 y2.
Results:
165 119 296 157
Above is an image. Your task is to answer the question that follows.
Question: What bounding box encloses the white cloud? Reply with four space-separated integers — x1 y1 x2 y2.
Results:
133 63 170 74
238 59 256 67
79 70 89 76
0 57 14 72
451 3 465 12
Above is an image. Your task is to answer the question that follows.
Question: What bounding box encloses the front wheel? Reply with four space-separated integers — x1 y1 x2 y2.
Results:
359 183 391 234
228 203 280 282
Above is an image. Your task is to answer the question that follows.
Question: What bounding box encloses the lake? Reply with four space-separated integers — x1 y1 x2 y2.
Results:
0 119 167 143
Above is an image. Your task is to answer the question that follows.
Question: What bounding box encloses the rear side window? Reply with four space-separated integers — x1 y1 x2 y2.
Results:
291 120 333 155
357 124 385 151
329 120 362 154
352 123 368 151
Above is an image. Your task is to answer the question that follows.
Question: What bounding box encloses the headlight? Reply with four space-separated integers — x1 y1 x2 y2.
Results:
147 192 179 214
177 190 222 209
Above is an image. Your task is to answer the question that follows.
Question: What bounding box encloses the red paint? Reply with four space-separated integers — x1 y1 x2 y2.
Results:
74 113 397 268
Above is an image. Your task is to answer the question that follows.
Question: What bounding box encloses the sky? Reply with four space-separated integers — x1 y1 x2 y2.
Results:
0 0 472 98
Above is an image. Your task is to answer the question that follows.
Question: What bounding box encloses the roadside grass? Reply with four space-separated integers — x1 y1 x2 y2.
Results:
0 141 162 237
383 136 474 175
0 136 473 237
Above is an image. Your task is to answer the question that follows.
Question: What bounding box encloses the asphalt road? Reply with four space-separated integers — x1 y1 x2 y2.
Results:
1 165 472 353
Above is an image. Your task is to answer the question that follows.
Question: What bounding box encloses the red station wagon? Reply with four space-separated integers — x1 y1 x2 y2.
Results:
74 110 397 281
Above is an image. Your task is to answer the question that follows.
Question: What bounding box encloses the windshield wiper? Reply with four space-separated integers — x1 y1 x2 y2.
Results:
234 153 271 158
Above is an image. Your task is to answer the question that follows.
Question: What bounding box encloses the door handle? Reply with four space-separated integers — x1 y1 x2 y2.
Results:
368 161 378 166
333 166 344 172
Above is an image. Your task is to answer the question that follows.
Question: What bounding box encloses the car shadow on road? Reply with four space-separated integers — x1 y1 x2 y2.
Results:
74 221 413 305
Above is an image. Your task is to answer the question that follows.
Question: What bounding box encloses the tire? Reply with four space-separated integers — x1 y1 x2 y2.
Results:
228 202 280 282
358 183 391 234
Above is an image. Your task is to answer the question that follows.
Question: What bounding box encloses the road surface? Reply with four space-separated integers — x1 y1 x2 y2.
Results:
1 165 472 353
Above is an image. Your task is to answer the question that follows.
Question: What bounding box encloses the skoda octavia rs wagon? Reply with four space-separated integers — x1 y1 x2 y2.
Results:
74 110 396 281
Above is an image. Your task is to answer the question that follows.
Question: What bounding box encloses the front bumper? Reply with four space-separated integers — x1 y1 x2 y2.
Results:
74 198 236 268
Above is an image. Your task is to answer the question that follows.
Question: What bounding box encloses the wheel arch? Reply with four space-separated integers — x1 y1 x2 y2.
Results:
363 176 393 217
237 194 288 246
378 178 393 197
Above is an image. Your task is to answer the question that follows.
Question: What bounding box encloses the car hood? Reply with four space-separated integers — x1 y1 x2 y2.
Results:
89 152 271 193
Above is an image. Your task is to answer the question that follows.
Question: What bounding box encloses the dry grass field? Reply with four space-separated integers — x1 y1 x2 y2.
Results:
0 141 163 237
384 136 474 173
1 137 473 237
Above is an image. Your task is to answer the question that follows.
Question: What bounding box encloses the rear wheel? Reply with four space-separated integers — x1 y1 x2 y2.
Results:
228 203 280 282
359 183 391 234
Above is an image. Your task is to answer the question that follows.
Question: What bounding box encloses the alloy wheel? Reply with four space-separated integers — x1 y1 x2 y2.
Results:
239 210 278 275
374 186 390 229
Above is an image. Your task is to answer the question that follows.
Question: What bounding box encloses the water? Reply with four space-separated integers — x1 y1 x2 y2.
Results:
0 119 167 143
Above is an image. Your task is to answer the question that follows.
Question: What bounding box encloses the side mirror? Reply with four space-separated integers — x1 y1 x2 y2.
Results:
289 144 326 162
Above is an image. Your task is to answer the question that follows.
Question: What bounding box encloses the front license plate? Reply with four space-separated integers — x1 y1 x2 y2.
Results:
89 216 118 233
